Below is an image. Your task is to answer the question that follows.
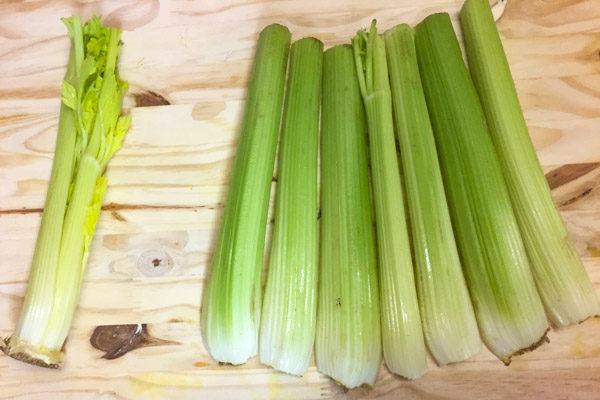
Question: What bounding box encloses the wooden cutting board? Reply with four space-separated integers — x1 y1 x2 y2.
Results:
1 0 599 398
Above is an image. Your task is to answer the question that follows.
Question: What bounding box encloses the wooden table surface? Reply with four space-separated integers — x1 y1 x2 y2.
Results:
1 0 600 398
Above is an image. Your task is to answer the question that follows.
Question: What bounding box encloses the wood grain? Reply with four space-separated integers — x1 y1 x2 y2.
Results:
1 0 600 399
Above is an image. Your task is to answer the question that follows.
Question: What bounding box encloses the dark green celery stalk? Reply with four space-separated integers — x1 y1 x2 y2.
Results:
461 0 599 327
415 13 549 364
385 23 480 366
316 45 381 388
201 24 291 365
259 37 323 376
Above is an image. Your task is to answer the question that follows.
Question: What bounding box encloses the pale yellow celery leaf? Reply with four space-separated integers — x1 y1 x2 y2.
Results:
61 81 77 110
80 175 106 283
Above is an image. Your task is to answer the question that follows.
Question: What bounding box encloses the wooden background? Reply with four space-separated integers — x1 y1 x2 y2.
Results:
1 0 600 398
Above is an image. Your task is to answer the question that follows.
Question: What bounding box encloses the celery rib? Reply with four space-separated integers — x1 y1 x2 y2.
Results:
415 13 549 364
352 21 427 378
316 45 381 389
460 0 599 327
259 37 323 376
385 23 481 366
3 16 130 368
201 24 291 365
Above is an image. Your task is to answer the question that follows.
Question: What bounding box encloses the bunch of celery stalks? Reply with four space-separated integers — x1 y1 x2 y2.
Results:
3 0 598 390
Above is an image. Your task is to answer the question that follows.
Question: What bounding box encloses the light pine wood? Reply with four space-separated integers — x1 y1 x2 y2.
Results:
1 0 600 398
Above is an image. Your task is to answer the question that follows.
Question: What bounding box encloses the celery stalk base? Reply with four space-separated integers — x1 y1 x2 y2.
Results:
1 337 63 369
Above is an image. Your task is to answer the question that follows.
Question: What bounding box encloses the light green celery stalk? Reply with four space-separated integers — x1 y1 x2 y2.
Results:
2 16 130 368
201 24 290 365
259 37 323 376
415 13 549 364
352 22 427 378
384 23 481 366
316 45 381 389
460 0 599 327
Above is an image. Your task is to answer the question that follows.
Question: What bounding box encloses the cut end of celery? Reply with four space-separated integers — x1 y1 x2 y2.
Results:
2 336 63 369
428 336 482 366
383 23 412 39
202 345 255 366
297 36 323 45
260 23 291 40
200 317 257 365
387 362 427 380
549 291 600 328
323 366 377 390
502 328 550 366
259 355 308 377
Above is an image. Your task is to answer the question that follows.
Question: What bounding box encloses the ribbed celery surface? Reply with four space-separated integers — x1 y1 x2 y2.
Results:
259 37 323 376
316 45 381 388
3 16 130 368
415 13 549 364
385 23 481 366
461 0 599 327
352 22 427 379
201 24 290 364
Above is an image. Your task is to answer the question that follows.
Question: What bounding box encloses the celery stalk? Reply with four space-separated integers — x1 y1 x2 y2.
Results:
201 24 291 365
384 23 481 366
316 45 381 389
2 16 130 368
460 0 600 327
259 37 323 376
352 22 427 378
415 13 549 364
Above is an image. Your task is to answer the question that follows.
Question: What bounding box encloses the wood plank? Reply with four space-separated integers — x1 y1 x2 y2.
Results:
2 0 600 398
530 118 600 165
516 74 600 121
549 163 600 211
500 0 600 37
